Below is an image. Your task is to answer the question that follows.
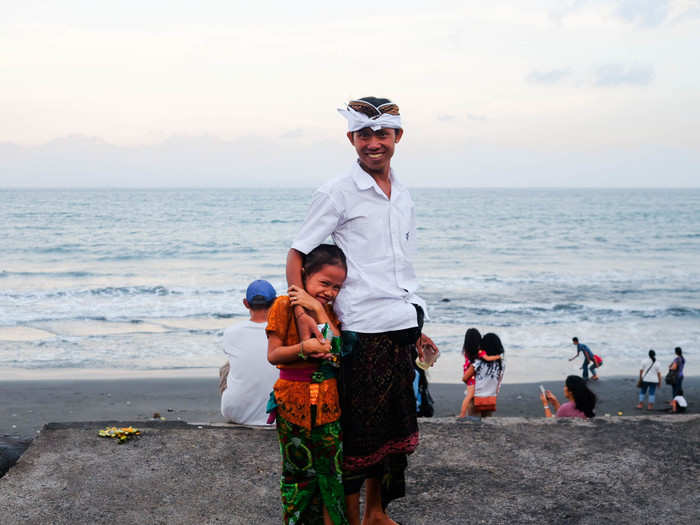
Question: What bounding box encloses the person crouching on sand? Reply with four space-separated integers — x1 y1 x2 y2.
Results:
266 244 349 525
541 375 596 418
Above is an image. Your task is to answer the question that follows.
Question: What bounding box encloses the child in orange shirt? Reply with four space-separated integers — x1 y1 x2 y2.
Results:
267 244 349 525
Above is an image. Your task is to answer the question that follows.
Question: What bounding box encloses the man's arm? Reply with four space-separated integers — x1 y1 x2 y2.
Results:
286 248 322 341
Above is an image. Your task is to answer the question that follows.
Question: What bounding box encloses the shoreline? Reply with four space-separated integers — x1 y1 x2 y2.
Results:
2 375 695 440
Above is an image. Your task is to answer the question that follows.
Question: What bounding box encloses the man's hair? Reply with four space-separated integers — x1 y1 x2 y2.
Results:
248 297 275 311
572 337 579 343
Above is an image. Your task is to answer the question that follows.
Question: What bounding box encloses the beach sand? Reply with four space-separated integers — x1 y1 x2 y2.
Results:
2 375 696 440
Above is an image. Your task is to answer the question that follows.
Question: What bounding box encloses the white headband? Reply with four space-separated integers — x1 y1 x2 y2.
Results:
337 106 403 132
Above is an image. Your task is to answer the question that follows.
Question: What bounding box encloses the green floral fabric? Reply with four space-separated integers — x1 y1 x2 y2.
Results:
277 414 348 524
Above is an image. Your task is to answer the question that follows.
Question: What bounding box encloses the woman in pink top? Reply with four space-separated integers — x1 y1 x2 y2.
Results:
541 375 596 418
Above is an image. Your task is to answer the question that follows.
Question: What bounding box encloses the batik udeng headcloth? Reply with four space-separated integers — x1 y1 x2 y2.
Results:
338 98 402 132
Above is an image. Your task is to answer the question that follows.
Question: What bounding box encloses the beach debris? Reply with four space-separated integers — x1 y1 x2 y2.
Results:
152 412 161 419
160 417 166 421
98 426 141 443
167 408 174 412
617 411 624 416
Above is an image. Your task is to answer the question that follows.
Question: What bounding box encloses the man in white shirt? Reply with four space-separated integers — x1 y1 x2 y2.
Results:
286 97 438 525
220 280 278 426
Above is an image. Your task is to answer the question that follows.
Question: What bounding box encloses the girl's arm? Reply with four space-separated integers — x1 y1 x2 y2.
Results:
267 333 331 365
478 350 502 362
462 365 475 384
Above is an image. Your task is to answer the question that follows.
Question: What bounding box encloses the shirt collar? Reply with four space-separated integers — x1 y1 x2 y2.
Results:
351 160 402 197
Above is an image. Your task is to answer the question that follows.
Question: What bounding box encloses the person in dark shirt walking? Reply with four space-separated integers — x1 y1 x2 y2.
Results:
570 337 599 381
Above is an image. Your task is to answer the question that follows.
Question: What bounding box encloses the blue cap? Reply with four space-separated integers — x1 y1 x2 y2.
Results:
246 279 276 306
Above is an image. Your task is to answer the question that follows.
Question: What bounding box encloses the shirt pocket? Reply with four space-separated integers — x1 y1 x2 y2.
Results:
340 203 390 263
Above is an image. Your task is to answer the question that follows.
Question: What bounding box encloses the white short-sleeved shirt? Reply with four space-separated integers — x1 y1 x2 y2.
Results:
640 358 662 383
292 161 427 333
221 319 278 425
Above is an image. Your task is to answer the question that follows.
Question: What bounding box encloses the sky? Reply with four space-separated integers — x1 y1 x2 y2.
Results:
1 0 699 187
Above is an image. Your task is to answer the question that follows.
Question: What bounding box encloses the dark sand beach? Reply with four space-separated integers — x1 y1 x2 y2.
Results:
2 375 696 440
1 375 698 523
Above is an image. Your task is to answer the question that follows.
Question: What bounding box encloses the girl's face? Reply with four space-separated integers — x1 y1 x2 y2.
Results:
304 264 346 305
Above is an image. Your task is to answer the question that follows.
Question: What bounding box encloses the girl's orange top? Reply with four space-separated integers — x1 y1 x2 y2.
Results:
266 295 341 430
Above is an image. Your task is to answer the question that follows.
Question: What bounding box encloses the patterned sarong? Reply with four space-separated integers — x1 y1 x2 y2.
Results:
277 414 348 525
339 329 419 507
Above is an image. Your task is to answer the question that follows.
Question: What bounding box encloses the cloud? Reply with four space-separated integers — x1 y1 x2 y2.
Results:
614 0 670 28
594 64 654 86
466 113 487 122
437 114 456 122
526 69 571 85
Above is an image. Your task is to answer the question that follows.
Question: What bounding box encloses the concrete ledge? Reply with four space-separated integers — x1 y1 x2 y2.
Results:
1 417 698 524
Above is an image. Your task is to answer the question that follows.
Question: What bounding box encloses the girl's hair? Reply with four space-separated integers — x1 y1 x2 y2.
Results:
462 328 481 361
481 333 504 356
675 347 685 363
302 244 347 278
480 333 504 374
648 349 656 362
564 375 596 418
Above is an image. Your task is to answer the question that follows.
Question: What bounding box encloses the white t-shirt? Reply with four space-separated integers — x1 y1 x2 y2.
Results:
639 358 661 383
292 161 427 333
220 319 278 426
673 395 688 408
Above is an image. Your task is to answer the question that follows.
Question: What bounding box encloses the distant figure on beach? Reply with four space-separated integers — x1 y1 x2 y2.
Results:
286 96 438 525
471 333 505 418
541 375 596 418
458 328 481 418
570 337 599 381
267 244 349 525
219 280 278 426
671 389 687 413
637 349 662 410
668 347 686 398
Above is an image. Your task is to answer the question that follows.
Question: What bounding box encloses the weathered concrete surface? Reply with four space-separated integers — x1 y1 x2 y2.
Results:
1 417 698 525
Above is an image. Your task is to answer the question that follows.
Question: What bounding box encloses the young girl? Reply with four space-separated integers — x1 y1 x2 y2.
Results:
459 330 503 418
267 244 349 525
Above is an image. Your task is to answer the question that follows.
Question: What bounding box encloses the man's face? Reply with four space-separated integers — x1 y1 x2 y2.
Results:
347 127 403 175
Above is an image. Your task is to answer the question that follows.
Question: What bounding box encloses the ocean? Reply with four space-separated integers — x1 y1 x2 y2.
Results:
1 188 698 382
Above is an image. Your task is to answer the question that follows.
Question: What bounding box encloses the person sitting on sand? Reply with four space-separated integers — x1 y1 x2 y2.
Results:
266 244 349 525
469 333 505 418
541 375 596 418
671 389 687 413
570 337 599 381
219 279 278 426
637 349 662 410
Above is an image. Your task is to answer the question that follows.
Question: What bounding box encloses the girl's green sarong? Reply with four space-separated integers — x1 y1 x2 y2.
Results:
277 414 348 525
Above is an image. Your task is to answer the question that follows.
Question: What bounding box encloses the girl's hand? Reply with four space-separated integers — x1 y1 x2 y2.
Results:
545 390 557 402
288 285 322 314
301 337 331 358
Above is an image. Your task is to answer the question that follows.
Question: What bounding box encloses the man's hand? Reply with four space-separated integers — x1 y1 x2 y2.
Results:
288 285 323 314
416 333 439 363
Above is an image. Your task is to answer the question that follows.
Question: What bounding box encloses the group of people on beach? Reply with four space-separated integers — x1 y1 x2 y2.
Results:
222 97 437 525
637 347 687 412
